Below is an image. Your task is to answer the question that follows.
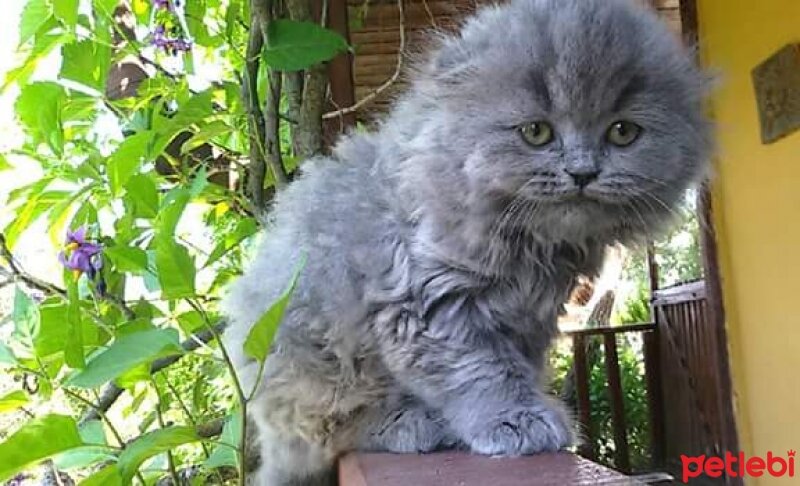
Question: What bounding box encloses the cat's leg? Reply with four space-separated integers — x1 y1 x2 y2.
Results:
356 396 458 453
377 311 573 456
248 413 336 486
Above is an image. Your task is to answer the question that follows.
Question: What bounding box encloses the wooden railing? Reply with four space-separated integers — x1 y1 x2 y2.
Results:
563 322 665 474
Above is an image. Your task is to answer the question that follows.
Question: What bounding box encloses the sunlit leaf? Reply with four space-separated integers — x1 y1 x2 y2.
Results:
204 217 258 267
19 0 52 47
244 259 304 362
118 426 201 483
12 287 40 350
15 82 66 155
107 131 152 196
3 32 66 91
105 246 150 275
186 0 222 47
53 445 117 470
0 343 17 367
79 464 122 486
3 190 71 249
0 154 13 171
53 0 79 29
0 415 83 482
0 390 29 414
155 240 196 299
79 420 107 445
66 328 183 388
64 276 85 368
124 174 159 219
156 188 190 238
60 40 110 90
36 301 100 358
263 20 348 71
180 120 233 154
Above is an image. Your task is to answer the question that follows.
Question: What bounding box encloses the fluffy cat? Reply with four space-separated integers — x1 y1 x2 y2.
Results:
222 0 711 484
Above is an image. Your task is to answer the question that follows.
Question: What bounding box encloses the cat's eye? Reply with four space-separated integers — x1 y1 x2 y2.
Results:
606 121 642 147
519 122 554 147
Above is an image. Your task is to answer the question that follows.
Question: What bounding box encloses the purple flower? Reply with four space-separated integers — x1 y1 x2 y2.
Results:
58 226 103 279
153 0 172 10
150 24 192 54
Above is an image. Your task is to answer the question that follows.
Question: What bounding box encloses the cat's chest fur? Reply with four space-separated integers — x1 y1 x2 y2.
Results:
370 233 604 361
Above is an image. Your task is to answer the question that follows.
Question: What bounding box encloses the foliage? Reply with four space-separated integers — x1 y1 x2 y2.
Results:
550 335 651 472
0 0 345 484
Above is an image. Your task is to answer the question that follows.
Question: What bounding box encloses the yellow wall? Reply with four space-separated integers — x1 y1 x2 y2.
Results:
697 0 800 481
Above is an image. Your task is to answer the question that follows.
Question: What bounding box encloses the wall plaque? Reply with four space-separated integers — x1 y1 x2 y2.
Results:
752 43 800 144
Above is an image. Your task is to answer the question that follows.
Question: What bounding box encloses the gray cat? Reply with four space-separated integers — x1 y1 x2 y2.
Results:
222 0 711 484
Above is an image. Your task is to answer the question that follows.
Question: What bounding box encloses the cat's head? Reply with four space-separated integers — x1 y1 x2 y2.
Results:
393 0 711 244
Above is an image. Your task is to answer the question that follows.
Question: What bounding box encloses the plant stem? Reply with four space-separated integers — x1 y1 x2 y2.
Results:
186 298 248 485
151 378 182 486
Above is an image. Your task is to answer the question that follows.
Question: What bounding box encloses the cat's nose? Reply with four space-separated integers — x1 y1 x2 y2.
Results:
565 168 600 188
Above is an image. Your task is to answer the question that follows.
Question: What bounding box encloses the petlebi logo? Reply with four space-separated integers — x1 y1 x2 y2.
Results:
681 450 796 483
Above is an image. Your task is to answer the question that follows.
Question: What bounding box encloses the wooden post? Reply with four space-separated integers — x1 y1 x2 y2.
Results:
572 333 595 460
603 333 630 472
643 329 666 468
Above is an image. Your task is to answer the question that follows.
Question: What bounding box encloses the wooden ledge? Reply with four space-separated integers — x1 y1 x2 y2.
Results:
338 451 642 485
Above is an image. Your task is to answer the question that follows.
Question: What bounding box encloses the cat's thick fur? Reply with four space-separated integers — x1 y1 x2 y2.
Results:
223 0 711 483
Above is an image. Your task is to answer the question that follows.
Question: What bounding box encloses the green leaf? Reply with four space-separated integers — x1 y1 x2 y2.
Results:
244 260 304 362
92 0 118 16
52 446 117 470
15 81 66 155
79 420 107 445
66 328 183 388
180 120 233 154
0 390 29 414
54 0 79 29
60 40 110 90
124 174 159 219
107 131 152 196
64 276 85 368
205 412 241 469
3 32 66 91
156 188 190 238
0 154 13 171
118 426 201 483
12 287 40 349
3 190 71 249
0 342 17 367
105 246 150 275
35 301 100 358
263 20 348 71
19 0 52 46
79 464 122 486
155 240 196 299
204 217 258 267
0 414 83 482
186 0 222 47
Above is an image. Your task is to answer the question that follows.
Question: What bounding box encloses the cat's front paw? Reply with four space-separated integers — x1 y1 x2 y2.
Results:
465 402 573 456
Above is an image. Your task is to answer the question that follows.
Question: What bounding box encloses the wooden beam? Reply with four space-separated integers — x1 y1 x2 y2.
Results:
324 0 357 145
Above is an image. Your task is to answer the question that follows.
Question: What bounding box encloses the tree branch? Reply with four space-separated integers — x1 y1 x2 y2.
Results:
0 233 67 298
284 71 304 154
322 0 405 120
264 69 288 190
286 0 327 159
242 12 269 211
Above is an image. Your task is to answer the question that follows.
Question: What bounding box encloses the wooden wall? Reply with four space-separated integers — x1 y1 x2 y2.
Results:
344 0 683 120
